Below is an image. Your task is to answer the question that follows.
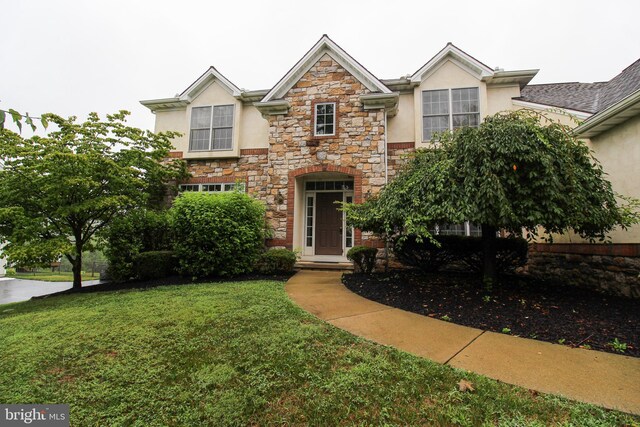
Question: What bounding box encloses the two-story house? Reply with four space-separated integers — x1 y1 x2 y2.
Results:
141 35 639 263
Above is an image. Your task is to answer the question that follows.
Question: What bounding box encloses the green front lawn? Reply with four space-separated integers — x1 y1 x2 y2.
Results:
0 280 635 426
5 271 100 282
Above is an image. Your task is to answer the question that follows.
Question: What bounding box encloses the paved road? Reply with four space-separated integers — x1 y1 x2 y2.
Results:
0 277 102 305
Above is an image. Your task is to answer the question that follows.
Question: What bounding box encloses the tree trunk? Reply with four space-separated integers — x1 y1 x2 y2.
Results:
481 224 498 290
71 254 82 289
384 236 389 273
71 231 84 290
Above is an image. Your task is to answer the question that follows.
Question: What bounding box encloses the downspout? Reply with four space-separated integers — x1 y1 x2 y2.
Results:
384 111 388 184
383 110 389 272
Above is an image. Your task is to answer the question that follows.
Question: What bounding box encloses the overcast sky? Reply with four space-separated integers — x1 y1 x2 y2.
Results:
2 0 638 133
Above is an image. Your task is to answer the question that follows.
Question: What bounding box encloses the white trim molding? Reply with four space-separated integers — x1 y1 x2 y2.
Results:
573 90 640 138
411 43 494 84
141 66 243 113
512 99 593 120
260 35 391 104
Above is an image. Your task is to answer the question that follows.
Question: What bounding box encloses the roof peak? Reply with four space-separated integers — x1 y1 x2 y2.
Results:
260 34 391 103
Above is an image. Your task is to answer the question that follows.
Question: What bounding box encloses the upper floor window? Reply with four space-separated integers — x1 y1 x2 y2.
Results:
422 87 479 141
314 102 335 136
189 105 234 151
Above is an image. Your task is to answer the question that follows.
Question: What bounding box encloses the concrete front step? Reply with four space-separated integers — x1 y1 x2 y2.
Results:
295 261 353 271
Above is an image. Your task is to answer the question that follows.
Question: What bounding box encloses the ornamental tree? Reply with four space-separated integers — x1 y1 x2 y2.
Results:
344 110 637 284
0 111 187 288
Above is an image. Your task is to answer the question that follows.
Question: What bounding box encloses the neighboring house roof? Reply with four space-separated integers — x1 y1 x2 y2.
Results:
518 58 640 137
574 89 640 138
598 58 640 111
260 34 392 103
518 82 607 114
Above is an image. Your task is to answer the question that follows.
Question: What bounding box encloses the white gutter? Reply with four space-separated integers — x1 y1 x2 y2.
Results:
573 89 640 137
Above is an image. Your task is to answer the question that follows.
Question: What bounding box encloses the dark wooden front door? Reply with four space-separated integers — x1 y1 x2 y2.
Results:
315 192 343 255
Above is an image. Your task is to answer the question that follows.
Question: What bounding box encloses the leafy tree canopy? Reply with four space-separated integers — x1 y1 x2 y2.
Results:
344 110 638 281
0 110 187 288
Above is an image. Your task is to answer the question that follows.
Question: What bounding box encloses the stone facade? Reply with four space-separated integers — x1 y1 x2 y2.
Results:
387 142 415 179
182 55 400 250
524 244 640 298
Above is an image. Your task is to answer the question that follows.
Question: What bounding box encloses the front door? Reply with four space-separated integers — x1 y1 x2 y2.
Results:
315 192 343 255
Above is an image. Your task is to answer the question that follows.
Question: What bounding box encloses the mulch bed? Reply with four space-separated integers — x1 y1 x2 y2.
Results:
342 270 639 357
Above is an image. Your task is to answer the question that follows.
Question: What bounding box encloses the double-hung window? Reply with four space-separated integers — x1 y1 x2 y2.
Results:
314 102 335 136
189 105 234 151
422 87 479 141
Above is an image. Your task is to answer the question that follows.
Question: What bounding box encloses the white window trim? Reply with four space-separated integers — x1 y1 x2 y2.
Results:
314 102 336 137
303 182 354 256
434 221 481 237
179 182 245 193
422 87 480 142
189 104 235 152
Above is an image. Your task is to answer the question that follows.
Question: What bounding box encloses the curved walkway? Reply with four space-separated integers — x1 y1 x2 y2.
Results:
286 270 640 415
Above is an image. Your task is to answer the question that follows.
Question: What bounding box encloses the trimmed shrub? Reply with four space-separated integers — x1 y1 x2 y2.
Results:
393 235 528 274
133 251 177 280
455 237 528 274
255 249 297 274
103 209 172 282
392 235 458 273
347 246 378 274
170 192 266 278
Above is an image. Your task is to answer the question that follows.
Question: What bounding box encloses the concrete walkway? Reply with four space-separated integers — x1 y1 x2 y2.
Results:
0 278 102 305
286 270 640 415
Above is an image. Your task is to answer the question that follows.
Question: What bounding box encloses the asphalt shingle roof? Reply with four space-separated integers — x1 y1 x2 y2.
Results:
517 58 640 114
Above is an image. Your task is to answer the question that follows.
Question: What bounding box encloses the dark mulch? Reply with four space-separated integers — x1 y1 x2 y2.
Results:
34 272 296 299
343 270 639 357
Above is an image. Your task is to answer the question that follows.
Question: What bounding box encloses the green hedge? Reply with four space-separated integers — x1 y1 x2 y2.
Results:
169 192 266 278
393 235 528 274
255 249 297 274
102 209 172 282
347 246 378 274
132 251 177 280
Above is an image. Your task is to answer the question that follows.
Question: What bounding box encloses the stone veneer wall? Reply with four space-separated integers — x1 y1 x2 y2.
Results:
178 55 402 250
525 244 640 298
387 142 415 179
264 55 388 248
179 149 277 221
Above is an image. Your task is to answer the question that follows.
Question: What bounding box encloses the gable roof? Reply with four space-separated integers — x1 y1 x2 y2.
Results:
410 42 494 83
260 35 391 103
141 66 242 112
178 66 242 99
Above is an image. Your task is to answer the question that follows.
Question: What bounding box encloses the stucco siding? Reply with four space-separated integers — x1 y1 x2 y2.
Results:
591 114 640 243
388 93 415 143
240 105 269 149
487 85 520 115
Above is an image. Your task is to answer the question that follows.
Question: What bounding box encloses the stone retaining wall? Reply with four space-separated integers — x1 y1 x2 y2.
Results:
524 244 640 298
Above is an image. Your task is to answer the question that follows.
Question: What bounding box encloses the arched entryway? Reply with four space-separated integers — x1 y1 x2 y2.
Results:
287 165 362 260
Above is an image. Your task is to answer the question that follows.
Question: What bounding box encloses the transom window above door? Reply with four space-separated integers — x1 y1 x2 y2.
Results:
422 87 479 141
189 105 234 151
314 102 336 136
